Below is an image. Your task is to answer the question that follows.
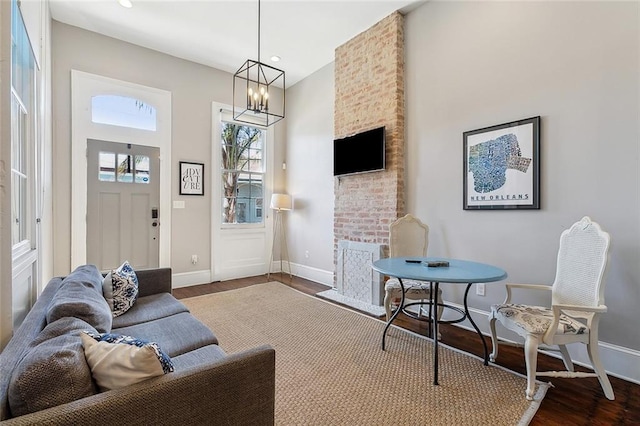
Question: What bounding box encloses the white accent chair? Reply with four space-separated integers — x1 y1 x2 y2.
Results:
383 214 443 326
488 216 614 401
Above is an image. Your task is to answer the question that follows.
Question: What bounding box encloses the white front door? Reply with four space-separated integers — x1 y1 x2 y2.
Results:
71 71 172 270
87 140 160 270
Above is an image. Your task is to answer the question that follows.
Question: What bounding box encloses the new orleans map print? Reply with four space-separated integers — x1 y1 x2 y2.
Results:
463 117 539 210
468 133 531 193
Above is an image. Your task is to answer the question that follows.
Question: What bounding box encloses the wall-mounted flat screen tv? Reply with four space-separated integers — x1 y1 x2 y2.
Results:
333 126 386 176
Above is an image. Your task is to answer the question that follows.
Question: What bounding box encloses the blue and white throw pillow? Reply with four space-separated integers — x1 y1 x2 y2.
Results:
81 331 174 391
103 260 138 317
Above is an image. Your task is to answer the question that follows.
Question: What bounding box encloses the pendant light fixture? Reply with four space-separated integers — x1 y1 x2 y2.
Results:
233 0 285 127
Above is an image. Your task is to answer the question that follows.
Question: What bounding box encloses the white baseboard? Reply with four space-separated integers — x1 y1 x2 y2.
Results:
172 270 212 288
277 261 334 287
172 262 335 289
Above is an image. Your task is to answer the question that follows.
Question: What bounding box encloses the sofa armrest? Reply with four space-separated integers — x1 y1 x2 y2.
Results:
135 268 173 297
0 345 275 426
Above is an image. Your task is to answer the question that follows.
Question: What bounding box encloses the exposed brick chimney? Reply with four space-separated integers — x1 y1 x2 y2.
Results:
333 12 405 282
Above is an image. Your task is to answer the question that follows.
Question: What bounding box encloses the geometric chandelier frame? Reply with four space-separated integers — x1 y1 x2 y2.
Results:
233 59 285 127
233 0 285 127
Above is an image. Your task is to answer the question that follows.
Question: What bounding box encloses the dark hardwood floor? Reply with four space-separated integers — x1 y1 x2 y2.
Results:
173 274 640 425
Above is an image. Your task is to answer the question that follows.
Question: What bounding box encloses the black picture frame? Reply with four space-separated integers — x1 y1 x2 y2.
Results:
463 116 540 210
179 161 205 196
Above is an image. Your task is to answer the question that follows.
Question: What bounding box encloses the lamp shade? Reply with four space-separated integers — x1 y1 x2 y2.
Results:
270 193 292 211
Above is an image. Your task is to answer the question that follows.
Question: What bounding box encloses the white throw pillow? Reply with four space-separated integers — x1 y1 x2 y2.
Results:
102 260 138 317
80 331 174 391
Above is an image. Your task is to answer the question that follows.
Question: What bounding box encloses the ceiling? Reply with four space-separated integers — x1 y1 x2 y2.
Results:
49 0 424 87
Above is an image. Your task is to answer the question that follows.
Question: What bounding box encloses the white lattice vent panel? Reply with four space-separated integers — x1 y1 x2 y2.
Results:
336 240 383 306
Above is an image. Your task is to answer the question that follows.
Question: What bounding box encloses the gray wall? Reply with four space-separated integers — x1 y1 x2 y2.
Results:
286 1 639 354
285 63 335 276
405 0 639 351
51 21 286 277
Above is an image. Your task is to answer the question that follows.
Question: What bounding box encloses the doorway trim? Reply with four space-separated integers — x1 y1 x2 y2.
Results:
71 70 172 269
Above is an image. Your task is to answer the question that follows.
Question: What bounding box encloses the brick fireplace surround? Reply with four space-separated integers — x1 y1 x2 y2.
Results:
333 12 405 291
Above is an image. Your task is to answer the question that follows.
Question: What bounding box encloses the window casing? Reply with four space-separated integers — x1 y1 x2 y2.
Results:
10 0 36 258
220 122 265 225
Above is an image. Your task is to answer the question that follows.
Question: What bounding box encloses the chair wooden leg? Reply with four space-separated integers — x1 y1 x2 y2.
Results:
587 336 615 400
383 290 393 321
489 316 499 362
558 344 574 372
524 335 540 401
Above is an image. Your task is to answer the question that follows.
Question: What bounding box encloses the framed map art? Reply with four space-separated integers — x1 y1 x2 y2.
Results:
463 116 540 210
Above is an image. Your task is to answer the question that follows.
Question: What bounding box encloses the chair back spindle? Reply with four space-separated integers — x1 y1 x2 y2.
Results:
552 216 610 308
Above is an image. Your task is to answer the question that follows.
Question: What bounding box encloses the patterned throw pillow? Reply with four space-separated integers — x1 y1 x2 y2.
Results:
80 331 174 391
103 261 138 317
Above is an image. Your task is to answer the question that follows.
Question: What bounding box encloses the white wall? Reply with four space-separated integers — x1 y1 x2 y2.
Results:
285 63 335 285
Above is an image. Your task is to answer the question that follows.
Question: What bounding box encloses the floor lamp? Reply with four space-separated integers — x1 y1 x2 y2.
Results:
268 193 292 280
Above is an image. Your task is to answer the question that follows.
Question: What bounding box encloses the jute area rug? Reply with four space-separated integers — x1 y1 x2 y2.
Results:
182 282 548 425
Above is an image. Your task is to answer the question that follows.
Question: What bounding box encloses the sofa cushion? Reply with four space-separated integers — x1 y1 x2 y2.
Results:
31 316 99 346
46 264 112 333
103 261 139 317
111 293 190 329
0 277 64 421
81 331 174 391
8 317 98 417
170 344 227 371
113 312 218 358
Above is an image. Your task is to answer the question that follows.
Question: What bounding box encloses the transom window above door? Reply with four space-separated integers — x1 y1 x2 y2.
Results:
91 95 157 131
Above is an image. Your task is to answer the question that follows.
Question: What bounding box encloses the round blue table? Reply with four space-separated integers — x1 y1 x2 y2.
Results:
372 257 507 385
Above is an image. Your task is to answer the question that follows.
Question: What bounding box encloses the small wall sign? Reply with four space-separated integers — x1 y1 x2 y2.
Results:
179 161 204 196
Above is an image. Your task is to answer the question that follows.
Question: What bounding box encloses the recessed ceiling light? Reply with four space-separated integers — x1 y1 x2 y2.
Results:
118 0 133 8
270 56 281 62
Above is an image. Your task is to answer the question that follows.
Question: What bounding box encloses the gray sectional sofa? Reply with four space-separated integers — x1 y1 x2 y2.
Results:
0 266 275 425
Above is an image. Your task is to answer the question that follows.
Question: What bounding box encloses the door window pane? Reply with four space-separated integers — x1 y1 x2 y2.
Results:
135 155 150 184
117 153 133 182
98 151 116 182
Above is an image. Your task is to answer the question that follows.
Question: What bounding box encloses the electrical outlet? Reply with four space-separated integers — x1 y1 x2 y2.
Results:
476 283 485 296
191 255 198 264
305 250 310 258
